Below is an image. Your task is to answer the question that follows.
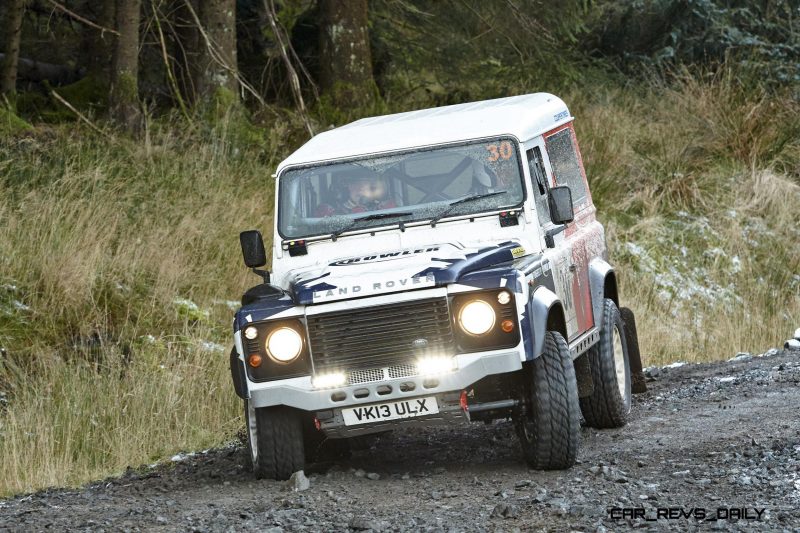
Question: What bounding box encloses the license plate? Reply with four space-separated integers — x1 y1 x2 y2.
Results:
341 396 439 426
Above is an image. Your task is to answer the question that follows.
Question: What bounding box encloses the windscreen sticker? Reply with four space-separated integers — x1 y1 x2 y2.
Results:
329 247 440 267
486 141 515 162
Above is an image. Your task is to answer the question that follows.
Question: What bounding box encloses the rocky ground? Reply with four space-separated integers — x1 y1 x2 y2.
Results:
2 349 799 532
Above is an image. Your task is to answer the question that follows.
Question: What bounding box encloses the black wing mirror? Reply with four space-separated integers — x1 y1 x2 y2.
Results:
548 186 574 225
240 230 267 267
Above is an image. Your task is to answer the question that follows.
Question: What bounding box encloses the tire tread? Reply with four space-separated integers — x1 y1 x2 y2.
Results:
579 299 630 428
516 331 580 470
250 405 305 480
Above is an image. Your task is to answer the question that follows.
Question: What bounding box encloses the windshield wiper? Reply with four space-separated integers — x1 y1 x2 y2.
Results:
429 190 508 226
330 211 413 241
354 212 413 222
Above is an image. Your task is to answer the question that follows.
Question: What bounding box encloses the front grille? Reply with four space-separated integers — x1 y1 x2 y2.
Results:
308 297 455 371
347 368 384 385
387 363 418 379
347 363 421 385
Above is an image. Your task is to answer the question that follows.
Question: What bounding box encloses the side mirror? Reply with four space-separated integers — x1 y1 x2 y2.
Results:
239 230 267 268
548 186 574 225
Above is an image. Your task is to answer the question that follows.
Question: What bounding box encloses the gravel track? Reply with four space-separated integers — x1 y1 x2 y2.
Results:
2 349 799 532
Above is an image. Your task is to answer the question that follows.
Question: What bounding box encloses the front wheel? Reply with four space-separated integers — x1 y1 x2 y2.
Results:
514 330 580 470
245 400 305 480
579 298 631 428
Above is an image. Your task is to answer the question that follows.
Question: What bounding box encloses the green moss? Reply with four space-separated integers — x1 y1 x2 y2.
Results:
14 91 51 118
0 105 33 136
56 75 110 113
192 88 271 152
212 86 237 111
112 73 137 104
315 81 386 126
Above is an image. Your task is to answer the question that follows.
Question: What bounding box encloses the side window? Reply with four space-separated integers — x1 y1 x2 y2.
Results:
545 128 587 208
526 146 551 226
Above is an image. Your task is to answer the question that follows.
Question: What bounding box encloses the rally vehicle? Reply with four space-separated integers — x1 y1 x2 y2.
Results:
230 93 645 480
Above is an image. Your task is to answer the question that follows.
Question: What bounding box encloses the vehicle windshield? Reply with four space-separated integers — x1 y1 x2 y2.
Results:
278 137 525 239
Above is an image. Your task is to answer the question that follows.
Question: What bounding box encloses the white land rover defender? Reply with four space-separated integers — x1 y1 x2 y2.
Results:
230 93 645 480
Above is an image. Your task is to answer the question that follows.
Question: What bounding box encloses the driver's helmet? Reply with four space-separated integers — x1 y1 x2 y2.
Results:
341 168 389 209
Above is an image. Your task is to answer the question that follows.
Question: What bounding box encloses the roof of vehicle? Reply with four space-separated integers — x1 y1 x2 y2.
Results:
276 93 572 175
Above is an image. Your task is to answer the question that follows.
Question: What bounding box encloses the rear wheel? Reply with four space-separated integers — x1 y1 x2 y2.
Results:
579 299 631 428
245 400 305 480
514 330 580 470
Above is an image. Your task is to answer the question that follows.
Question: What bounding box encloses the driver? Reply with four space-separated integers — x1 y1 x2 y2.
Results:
316 171 396 216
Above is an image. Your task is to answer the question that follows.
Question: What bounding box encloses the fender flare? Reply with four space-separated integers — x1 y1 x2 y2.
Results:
230 347 249 400
528 286 568 359
588 258 618 326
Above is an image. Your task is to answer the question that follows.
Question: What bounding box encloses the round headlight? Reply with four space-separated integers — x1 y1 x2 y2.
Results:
266 327 303 363
458 300 496 336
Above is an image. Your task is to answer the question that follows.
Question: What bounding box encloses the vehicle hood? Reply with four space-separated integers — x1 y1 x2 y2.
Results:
289 241 526 304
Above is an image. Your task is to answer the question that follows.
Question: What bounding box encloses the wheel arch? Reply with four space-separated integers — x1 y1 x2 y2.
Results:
528 286 568 359
589 258 618 327
230 347 249 400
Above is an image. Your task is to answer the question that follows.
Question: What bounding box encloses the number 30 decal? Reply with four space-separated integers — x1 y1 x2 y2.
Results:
486 141 513 162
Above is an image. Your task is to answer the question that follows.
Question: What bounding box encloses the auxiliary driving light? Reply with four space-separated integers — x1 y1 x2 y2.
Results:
497 291 511 305
266 327 303 363
244 326 258 340
312 372 346 389
416 356 457 376
458 300 496 336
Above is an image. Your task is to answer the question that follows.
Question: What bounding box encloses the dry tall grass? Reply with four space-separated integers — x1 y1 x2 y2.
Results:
0 126 281 496
574 69 800 364
1 72 798 496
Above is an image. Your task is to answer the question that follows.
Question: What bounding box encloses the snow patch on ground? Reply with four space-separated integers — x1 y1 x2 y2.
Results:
11 300 29 311
213 299 241 311
173 298 210 321
198 341 225 354
170 452 197 463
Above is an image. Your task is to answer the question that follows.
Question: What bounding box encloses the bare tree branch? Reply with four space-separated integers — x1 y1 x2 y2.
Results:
181 0 267 108
51 90 113 138
45 0 120 35
264 0 314 136
151 0 191 120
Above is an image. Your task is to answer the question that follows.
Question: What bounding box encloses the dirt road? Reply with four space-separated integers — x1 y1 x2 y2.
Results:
2 349 799 532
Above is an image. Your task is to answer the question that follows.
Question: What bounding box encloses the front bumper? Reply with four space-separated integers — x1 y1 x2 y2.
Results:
247 348 523 412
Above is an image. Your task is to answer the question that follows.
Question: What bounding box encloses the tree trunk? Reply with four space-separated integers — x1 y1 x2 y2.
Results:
110 0 141 132
80 0 116 80
0 0 26 98
195 0 238 108
318 0 377 109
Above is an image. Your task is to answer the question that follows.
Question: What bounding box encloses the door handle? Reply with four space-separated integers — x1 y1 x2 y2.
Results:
568 264 577 273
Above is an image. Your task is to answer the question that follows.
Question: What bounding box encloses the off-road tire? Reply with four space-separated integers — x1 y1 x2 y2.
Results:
514 330 580 470
245 401 305 480
579 299 631 428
